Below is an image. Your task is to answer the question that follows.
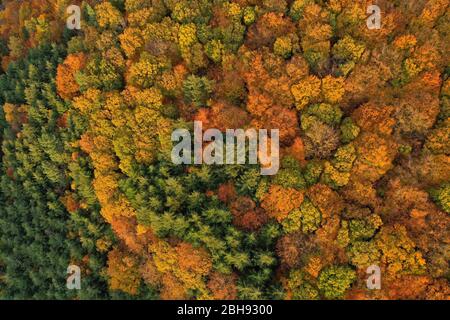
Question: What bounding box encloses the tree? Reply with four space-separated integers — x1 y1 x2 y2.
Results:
207 272 238 300
298 3 332 73
348 241 380 269
246 12 295 49
331 36 365 76
95 2 124 30
291 75 321 110
1 0 449 301
429 183 450 213
183 75 213 108
127 53 169 89
340 117 360 143
302 103 343 127
289 0 314 22
205 39 224 63
303 120 340 159
274 36 293 59
0 45 111 299
107 248 141 295
119 27 144 58
375 225 426 277
230 196 268 231
298 198 322 234
256 105 299 145
56 53 87 100
318 265 356 299
286 269 319 300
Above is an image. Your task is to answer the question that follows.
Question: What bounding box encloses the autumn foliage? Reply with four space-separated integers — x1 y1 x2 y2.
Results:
0 0 448 301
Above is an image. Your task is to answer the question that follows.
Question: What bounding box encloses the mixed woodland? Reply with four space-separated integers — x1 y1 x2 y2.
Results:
0 0 449 299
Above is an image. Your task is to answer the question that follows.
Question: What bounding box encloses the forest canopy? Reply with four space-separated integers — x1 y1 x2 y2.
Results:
0 0 449 300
